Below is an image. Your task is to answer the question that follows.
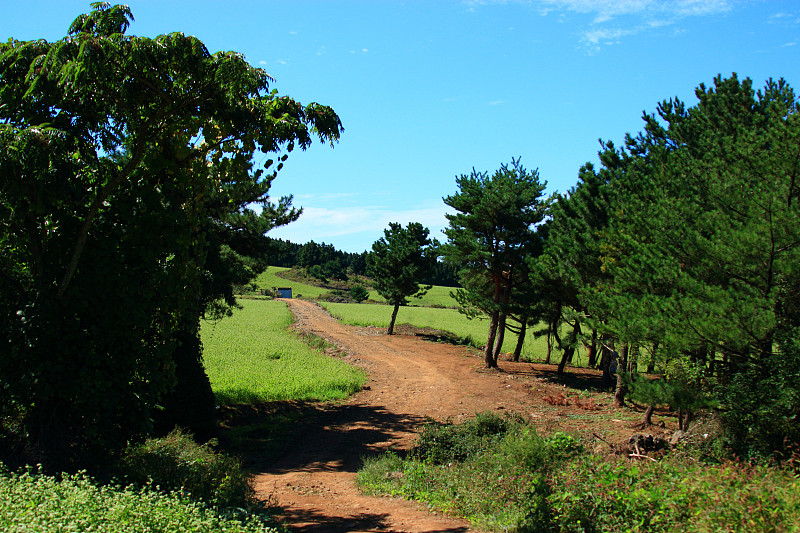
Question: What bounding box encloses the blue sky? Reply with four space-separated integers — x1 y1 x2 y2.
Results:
3 1 799 253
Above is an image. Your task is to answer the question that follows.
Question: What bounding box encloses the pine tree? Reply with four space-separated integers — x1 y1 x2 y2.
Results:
367 223 438 335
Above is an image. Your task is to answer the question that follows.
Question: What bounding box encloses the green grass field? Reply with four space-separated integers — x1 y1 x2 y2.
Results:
255 266 459 307
202 299 365 405
319 301 559 361
254 266 329 299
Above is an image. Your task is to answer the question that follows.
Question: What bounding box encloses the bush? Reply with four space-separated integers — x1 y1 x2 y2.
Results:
358 414 581 532
414 412 520 464
115 428 253 509
349 285 369 303
358 411 800 533
548 455 800 533
0 465 279 532
717 326 800 458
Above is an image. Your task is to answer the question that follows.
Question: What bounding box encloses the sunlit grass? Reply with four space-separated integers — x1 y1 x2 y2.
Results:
254 266 328 299
255 266 458 307
319 301 550 360
202 299 365 405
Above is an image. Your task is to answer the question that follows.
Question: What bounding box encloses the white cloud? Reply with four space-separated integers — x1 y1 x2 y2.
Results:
582 27 635 45
464 0 733 50
769 12 800 25
267 199 453 252
489 99 508 106
530 0 730 19
293 192 358 202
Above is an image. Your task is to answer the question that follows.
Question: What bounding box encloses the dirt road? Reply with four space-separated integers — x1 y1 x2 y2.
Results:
251 299 633 533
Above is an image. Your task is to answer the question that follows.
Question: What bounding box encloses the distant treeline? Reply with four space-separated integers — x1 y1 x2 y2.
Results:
266 237 460 287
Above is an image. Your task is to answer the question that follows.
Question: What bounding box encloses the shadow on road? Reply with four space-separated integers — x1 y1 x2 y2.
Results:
280 506 469 533
219 400 428 473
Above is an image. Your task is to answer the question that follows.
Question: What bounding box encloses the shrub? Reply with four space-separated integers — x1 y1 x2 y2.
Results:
0 466 279 532
717 326 800 458
414 412 520 464
115 428 253 509
349 285 369 303
358 414 581 532
548 455 800 533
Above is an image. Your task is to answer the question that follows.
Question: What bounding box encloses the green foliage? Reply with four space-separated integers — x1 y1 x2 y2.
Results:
442 158 549 367
0 466 280 532
717 325 800 457
566 74 800 455
358 414 800 533
349 285 369 303
116 428 253 510
414 412 521 464
0 4 342 468
548 456 800 533
357 414 580 532
627 376 710 414
367 222 438 334
202 299 365 405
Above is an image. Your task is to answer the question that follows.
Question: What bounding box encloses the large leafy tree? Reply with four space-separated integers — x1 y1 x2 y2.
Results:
590 75 800 452
367 222 438 335
442 158 548 368
0 3 342 468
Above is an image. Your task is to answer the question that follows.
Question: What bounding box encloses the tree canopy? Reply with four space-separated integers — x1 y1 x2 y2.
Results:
442 158 549 368
0 2 342 469
367 222 438 335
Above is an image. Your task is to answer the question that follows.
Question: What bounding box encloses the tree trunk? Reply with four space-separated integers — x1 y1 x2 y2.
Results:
388 302 400 335
544 319 554 364
512 315 528 362
587 329 598 367
492 312 507 363
484 276 504 369
557 346 574 375
640 404 655 428
484 308 500 368
557 321 581 374
600 338 616 388
614 344 630 407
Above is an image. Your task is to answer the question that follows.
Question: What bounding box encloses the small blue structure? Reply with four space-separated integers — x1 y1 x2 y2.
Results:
276 287 292 298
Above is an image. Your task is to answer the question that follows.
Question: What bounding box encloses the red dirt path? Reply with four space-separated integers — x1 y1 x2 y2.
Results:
250 299 667 533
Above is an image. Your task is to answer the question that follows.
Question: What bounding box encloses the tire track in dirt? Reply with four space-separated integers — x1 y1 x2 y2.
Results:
251 299 542 533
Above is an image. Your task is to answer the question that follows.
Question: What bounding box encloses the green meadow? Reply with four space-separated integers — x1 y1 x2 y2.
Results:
256 266 458 307
255 266 567 363
319 301 554 361
202 298 365 405
255 266 329 299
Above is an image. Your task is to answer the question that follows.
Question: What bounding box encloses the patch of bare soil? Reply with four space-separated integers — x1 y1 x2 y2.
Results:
248 299 675 533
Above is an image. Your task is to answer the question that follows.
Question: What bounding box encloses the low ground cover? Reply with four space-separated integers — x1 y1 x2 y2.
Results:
202 298 365 405
0 462 279 533
357 412 800 533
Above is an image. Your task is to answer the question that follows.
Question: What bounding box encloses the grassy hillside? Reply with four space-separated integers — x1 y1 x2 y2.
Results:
202 298 365 405
254 266 562 362
256 266 460 307
254 266 329 299
319 301 556 362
